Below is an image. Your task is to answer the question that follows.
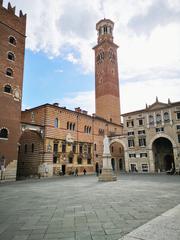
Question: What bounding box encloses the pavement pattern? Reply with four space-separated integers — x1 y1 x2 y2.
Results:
0 174 180 240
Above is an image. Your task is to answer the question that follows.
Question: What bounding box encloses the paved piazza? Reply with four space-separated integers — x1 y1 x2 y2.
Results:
0 174 180 240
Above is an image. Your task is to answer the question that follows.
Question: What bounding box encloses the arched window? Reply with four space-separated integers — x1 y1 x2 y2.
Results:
9 36 16 46
84 126 87 133
67 122 69 129
73 123 75 131
54 118 58 128
89 127 91 134
0 128 8 139
4 85 12 94
6 68 13 77
7 52 15 61
156 114 161 123
149 115 154 125
164 112 169 122
70 123 72 130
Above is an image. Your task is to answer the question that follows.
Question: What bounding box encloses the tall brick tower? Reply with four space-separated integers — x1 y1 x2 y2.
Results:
0 1 26 180
93 19 121 125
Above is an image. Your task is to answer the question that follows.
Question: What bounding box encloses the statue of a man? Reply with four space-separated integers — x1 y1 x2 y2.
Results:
103 135 110 155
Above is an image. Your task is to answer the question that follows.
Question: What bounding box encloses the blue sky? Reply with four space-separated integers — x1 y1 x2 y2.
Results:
3 0 180 114
23 50 94 110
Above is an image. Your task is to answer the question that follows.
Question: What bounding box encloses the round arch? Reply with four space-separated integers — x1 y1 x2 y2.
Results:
149 133 177 173
149 133 176 149
109 137 127 173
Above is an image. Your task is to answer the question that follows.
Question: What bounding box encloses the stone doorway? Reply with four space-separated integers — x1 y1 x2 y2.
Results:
152 137 174 172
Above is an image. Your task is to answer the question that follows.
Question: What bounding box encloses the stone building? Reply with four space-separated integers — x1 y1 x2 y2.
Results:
0 1 26 180
111 98 180 173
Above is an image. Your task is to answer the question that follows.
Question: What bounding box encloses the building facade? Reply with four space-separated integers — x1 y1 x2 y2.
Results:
111 98 180 173
17 104 122 177
0 1 26 180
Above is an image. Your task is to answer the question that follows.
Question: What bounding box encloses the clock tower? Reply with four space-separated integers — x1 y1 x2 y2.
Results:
93 19 121 124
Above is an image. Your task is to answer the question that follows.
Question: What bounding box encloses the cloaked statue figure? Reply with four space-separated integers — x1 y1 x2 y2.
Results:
99 135 117 182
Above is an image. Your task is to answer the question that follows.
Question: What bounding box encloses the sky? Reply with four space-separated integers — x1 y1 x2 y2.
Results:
3 0 180 114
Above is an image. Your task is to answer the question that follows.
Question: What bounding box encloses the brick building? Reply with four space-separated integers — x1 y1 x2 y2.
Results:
0 1 26 180
18 104 122 177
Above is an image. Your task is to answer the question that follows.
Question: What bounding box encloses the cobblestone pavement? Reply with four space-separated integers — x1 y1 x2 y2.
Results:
0 174 180 240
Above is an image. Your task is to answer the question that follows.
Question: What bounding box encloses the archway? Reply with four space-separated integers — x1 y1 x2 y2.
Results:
152 137 174 172
109 141 125 173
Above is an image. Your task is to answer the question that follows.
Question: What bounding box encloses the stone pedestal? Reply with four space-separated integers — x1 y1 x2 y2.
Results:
99 168 117 181
99 154 117 182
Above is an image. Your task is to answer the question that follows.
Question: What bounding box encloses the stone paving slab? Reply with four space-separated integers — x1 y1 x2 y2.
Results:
119 204 180 240
0 174 180 240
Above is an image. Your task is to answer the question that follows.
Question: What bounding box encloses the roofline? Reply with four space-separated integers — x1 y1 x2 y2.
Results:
22 103 123 127
121 100 180 117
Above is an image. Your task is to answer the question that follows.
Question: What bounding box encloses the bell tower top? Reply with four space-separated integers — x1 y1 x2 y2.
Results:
96 18 114 44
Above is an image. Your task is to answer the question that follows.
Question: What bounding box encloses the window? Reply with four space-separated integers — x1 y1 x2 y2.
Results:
84 126 87 133
138 130 145 135
73 145 76 153
9 36 16 46
62 143 66 153
176 125 180 131
156 127 164 133
156 114 161 124
139 138 146 147
111 146 114 152
73 123 75 131
87 158 91 164
164 112 169 122
88 146 91 154
94 143 97 151
7 52 15 61
177 112 180 120
31 143 34 153
128 131 134 136
54 118 58 128
129 153 136 158
128 139 134 147
127 120 134 127
149 115 154 125
77 156 82 164
6 68 13 77
99 129 104 135
0 128 8 139
4 85 12 94
178 134 180 143
53 143 58 163
24 144 27 153
139 119 143 126
67 122 69 129
140 153 147 158
79 145 83 154
142 164 148 172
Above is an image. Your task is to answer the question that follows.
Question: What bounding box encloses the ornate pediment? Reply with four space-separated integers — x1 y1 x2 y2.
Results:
147 97 169 111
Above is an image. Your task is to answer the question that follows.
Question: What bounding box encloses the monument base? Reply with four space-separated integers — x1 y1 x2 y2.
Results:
98 168 117 182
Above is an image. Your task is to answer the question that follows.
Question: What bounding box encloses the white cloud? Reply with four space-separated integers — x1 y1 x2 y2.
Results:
54 91 95 114
4 0 180 113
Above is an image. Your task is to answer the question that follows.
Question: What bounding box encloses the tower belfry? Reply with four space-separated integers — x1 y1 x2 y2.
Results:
93 19 121 124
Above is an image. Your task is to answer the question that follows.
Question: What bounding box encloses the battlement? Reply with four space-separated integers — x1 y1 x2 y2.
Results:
0 0 26 35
